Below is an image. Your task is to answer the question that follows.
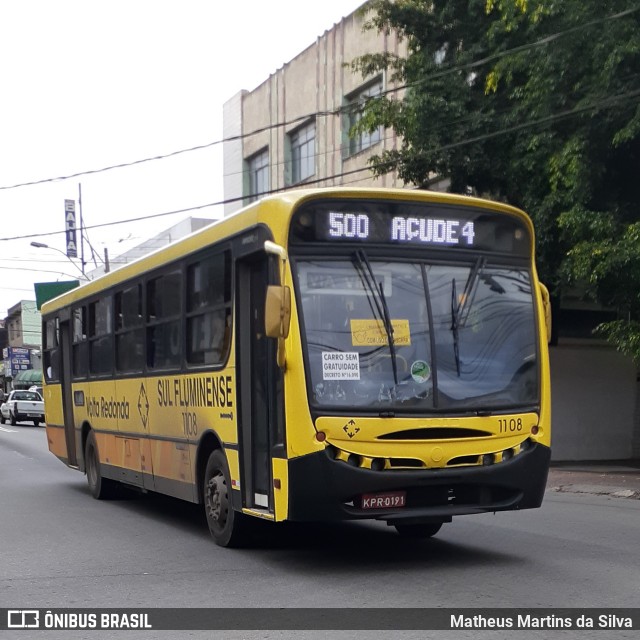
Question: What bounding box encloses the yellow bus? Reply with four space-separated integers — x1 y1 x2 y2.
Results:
42 188 551 546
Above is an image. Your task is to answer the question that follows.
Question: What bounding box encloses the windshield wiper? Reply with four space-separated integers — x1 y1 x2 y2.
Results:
354 250 399 385
451 278 461 377
450 257 486 377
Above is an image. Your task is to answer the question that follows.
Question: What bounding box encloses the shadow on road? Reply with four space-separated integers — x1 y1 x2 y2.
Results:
66 482 520 572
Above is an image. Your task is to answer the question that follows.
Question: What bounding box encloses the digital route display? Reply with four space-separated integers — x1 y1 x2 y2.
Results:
289 199 531 256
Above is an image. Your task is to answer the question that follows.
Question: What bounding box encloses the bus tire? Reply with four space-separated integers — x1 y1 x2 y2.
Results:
85 431 117 499
394 522 443 538
203 450 248 547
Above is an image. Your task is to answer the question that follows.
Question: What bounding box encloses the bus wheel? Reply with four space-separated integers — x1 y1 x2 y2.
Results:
394 522 443 538
85 431 116 499
203 450 247 547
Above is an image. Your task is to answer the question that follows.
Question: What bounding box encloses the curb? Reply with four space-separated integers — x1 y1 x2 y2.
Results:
548 484 640 500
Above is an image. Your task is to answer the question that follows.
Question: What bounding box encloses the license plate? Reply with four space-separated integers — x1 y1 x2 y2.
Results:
27 413 39 417
361 491 406 510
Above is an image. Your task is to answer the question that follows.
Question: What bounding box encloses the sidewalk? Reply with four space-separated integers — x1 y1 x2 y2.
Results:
547 461 640 500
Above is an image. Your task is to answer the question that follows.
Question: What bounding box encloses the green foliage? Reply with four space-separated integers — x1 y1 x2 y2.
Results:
351 0 640 362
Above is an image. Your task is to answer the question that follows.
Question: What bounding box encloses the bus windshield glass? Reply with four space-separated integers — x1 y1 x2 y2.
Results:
295 257 538 413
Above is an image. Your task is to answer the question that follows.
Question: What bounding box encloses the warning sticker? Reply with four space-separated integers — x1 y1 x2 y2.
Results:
322 352 361 380
350 319 411 346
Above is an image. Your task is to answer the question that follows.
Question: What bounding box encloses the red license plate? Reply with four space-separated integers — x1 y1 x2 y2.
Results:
361 491 406 510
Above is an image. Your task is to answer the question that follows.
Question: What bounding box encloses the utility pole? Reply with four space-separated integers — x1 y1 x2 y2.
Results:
78 183 86 276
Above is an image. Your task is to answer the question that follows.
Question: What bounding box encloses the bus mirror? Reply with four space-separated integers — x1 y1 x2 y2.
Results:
539 283 552 343
265 285 291 339
264 241 288 261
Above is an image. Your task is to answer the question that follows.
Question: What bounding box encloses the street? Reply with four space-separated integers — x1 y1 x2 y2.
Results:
1 424 638 639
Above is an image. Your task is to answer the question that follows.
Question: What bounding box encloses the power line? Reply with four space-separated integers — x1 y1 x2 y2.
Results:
0 5 636 193
0 86 637 252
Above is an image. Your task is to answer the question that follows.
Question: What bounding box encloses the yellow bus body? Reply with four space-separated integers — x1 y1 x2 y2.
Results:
42 188 551 545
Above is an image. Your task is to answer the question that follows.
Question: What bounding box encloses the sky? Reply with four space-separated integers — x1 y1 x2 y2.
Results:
0 0 366 319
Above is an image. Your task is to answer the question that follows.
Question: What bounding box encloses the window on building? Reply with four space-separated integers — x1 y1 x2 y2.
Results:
186 251 232 366
247 148 269 203
344 79 383 157
289 121 315 184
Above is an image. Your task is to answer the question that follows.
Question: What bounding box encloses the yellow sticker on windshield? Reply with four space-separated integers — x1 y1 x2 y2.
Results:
350 319 411 346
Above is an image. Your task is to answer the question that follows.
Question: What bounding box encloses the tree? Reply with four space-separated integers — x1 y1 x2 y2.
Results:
351 0 640 360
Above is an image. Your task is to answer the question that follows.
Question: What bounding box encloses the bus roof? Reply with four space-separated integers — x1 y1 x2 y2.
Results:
40 187 532 315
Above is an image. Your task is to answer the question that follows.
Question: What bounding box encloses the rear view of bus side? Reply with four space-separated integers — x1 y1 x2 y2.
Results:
42 188 551 547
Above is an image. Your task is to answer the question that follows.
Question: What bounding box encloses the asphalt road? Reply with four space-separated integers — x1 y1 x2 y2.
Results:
1 423 639 639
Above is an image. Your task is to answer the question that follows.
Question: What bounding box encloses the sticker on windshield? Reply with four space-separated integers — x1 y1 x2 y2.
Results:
410 360 431 384
350 319 411 346
322 352 360 380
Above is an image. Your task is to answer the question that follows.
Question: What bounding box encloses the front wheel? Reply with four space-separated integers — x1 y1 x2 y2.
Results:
85 431 117 499
203 450 249 547
394 522 443 538
10 412 17 426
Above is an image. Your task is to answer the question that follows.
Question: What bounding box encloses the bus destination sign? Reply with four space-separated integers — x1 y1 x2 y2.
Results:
327 211 476 246
290 199 530 256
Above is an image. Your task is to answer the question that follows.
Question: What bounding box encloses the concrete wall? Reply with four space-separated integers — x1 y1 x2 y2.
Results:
223 90 246 216
550 344 638 461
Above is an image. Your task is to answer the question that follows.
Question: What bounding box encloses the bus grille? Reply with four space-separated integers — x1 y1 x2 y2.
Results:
377 428 492 440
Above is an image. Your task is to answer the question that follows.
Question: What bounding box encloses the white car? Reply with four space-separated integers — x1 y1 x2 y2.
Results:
0 390 45 426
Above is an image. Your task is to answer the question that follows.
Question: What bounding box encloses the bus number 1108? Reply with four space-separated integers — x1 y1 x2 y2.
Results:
498 418 523 433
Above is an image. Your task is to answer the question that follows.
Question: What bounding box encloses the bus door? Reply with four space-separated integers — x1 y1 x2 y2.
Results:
58 318 77 466
235 248 283 513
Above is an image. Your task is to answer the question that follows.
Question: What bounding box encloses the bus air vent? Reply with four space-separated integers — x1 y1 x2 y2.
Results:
447 455 481 466
388 458 425 469
377 428 492 440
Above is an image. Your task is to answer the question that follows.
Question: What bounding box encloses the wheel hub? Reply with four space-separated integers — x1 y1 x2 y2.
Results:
206 473 227 523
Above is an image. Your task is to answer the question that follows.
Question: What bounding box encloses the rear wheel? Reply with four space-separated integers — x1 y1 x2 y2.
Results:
394 522 443 538
0 415 4 424
33 419 40 427
203 450 249 547
85 431 117 499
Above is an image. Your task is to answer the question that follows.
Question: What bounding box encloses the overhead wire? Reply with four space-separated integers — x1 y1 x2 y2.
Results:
0 83 637 250
0 4 635 266
0 5 636 193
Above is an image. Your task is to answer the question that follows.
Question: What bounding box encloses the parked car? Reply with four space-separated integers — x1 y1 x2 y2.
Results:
0 390 45 426
29 385 43 397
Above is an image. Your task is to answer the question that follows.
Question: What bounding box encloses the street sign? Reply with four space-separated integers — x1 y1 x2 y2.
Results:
65 199 77 258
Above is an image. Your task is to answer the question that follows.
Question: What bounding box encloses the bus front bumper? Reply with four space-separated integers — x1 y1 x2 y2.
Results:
286 443 550 524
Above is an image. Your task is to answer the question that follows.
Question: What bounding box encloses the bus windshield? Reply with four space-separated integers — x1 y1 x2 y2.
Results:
296 256 538 413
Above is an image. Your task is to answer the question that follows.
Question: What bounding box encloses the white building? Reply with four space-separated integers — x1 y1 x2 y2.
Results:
87 217 214 279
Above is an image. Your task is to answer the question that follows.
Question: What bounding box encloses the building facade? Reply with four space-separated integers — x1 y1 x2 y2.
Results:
223 6 407 214
3 300 42 391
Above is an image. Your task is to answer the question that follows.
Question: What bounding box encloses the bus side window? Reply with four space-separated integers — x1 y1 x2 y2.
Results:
146 270 182 370
186 251 231 366
88 297 113 376
43 317 61 381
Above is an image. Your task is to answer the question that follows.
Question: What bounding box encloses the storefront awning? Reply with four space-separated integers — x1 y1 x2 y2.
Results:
13 369 43 388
